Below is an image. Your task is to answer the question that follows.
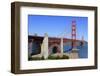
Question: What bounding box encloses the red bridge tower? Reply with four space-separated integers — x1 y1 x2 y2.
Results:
72 20 76 48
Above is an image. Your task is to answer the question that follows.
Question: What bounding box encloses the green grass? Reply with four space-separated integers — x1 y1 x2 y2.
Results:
28 56 44 60
29 54 69 60
48 55 69 60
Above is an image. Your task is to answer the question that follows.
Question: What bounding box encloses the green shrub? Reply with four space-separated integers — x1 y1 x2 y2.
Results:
48 55 56 59
62 55 69 59
29 54 69 60
41 56 44 60
56 56 60 59
28 57 33 60
48 54 69 60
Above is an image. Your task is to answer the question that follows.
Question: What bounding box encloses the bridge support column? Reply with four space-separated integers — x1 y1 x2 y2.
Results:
28 39 33 57
41 33 49 59
61 37 63 55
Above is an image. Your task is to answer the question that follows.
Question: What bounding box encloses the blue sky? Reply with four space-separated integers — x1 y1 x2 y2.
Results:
28 15 88 41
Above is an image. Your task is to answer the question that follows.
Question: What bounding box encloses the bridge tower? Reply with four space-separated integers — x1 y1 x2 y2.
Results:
72 20 77 48
70 20 79 59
